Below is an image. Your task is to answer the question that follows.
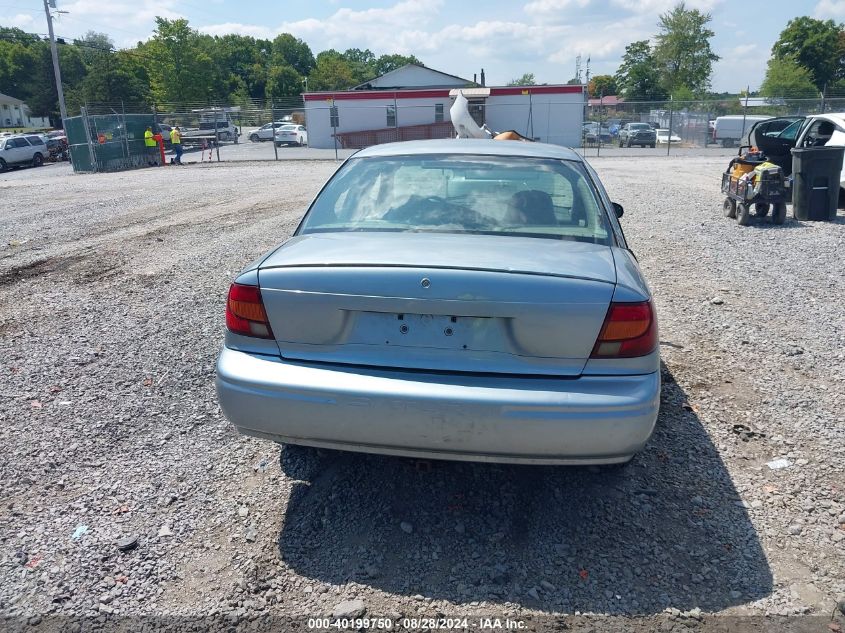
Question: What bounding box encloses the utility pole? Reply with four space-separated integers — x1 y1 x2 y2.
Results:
43 0 68 125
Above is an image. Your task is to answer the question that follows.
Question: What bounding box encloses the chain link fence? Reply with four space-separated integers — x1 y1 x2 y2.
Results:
66 93 845 169
582 95 845 157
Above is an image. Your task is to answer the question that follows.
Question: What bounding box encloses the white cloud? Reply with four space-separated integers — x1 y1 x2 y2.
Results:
547 15 652 64
0 13 36 29
611 0 723 12
57 0 184 43
62 0 181 21
524 0 591 15
199 0 443 54
814 0 845 17
197 1 646 84
730 44 757 55
198 22 275 39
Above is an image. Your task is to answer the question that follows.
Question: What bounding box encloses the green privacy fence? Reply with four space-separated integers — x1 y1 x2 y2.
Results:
65 111 156 173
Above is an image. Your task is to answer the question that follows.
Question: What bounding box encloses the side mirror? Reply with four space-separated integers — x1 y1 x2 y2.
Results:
612 202 624 218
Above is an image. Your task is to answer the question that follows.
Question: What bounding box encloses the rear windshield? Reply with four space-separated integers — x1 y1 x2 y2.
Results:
630 124 650 130
299 154 612 244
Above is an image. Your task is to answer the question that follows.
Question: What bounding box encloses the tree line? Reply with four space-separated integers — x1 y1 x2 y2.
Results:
4 2 844 125
509 5 844 102
0 17 420 122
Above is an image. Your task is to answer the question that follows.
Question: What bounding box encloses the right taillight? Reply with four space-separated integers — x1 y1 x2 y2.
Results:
591 300 657 358
225 283 274 339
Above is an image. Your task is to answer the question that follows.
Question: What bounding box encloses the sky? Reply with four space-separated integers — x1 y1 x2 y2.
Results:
1 0 841 92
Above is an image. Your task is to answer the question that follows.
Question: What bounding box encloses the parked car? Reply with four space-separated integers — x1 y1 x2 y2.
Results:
582 122 611 145
656 129 681 144
274 124 308 147
749 112 845 204
0 134 47 171
216 139 660 468
618 123 656 148
45 136 68 161
712 115 772 147
249 122 289 142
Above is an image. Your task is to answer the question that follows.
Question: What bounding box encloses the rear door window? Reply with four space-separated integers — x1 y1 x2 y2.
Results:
779 120 805 141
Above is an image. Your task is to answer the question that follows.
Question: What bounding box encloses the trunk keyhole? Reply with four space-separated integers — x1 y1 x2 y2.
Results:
400 325 409 334
444 328 453 336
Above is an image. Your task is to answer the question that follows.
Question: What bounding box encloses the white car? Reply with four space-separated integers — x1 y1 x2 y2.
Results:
0 134 47 171
274 124 307 147
249 122 289 142
656 129 681 144
750 112 845 203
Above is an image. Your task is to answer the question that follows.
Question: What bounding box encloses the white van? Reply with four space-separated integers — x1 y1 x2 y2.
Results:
713 115 772 147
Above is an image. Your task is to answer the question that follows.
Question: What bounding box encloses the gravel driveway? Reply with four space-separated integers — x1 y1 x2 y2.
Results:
1 157 843 631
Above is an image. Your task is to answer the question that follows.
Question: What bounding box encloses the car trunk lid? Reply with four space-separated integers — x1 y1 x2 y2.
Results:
258 233 616 376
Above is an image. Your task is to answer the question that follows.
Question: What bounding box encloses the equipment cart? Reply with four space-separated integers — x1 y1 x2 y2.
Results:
721 146 788 226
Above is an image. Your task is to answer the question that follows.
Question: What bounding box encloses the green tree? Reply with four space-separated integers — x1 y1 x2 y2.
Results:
771 17 843 91
73 31 114 67
271 34 314 76
508 72 536 86
653 2 719 95
0 26 41 46
66 54 150 109
20 45 60 117
207 34 282 101
0 39 39 100
670 85 695 102
587 74 617 96
0 31 68 119
266 65 303 102
308 50 355 90
373 54 421 76
615 41 668 101
341 48 377 85
760 55 818 99
142 18 214 105
58 45 86 90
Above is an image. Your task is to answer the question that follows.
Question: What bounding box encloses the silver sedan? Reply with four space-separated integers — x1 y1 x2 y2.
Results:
216 139 660 466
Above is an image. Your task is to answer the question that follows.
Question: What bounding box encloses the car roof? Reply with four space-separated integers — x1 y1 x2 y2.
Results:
355 139 584 161
812 113 845 125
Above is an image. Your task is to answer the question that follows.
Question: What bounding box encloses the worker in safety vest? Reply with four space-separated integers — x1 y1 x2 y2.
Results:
170 126 183 165
144 126 158 166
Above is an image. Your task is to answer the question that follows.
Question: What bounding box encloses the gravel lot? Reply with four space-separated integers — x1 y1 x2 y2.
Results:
1 155 843 631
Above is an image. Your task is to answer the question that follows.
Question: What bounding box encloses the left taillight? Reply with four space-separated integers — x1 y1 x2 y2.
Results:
225 283 274 339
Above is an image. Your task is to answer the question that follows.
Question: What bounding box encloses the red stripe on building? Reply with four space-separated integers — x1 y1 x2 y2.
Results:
304 89 452 102
490 85 585 96
304 85 585 102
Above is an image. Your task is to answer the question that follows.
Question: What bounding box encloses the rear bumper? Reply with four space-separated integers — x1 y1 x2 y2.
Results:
215 348 660 465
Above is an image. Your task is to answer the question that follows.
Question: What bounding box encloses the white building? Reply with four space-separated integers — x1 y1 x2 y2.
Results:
303 64 586 149
0 93 51 130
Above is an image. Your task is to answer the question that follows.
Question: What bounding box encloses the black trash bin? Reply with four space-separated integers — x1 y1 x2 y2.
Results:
790 146 844 221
